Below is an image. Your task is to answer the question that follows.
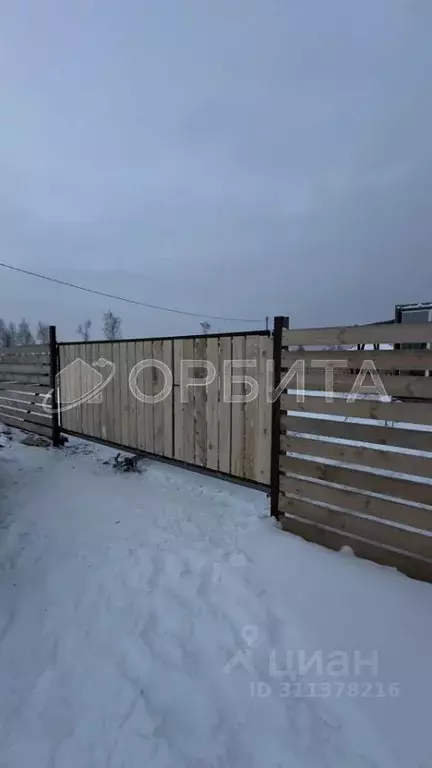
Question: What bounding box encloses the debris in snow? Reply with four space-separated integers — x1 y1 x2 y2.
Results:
20 434 51 447
104 451 143 473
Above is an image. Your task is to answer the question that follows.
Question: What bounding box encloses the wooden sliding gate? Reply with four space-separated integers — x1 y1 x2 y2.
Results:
58 332 272 486
0 328 60 444
271 317 432 582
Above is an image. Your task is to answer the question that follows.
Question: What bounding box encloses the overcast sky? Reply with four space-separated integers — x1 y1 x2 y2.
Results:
0 0 431 340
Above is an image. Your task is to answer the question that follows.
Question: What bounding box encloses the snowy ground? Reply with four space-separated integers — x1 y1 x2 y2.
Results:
0 431 431 768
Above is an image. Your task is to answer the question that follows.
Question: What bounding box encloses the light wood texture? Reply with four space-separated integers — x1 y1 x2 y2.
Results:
0 371 49 384
126 342 137 450
194 337 207 467
279 454 432 507
112 341 123 446
282 349 432 371
101 342 114 443
280 393 432 426
279 513 432 583
152 339 164 455
173 339 183 460
244 335 259 480
0 405 51 428
280 475 432 533
143 341 154 453
281 373 432 399
0 344 49 356
206 337 220 470
119 342 129 446
0 413 52 438
278 495 431 558
282 323 432 347
134 340 146 451
280 433 432 479
280 414 432 452
231 336 246 477
162 339 173 457
0 364 49 376
255 336 272 484
218 336 232 474
182 338 195 463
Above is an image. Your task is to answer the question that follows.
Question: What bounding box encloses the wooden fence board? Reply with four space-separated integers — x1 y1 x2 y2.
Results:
152 339 164 455
181 338 195 463
206 337 220 471
278 495 431 558
231 336 246 477
219 337 232 474
0 344 49 356
134 341 146 451
101 342 114 443
0 364 50 376
0 413 52 438
280 414 432 452
280 475 432 533
126 342 137 450
279 454 432 507
279 513 432 583
173 339 183 461
280 394 432 427
255 336 271 484
283 373 432 399
282 323 432 347
244 335 259 481
0 405 51 428
282 349 432 371
162 339 173 457
111 341 122 446
0 371 50 384
194 337 207 467
119 342 129 446
143 341 154 453
280 433 432 479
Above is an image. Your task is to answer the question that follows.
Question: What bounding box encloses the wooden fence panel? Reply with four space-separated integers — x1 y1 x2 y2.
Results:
275 319 432 582
57 332 272 484
0 342 55 441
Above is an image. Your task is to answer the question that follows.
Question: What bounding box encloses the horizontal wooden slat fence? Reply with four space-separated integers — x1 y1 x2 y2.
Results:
58 332 272 486
272 317 432 583
0 328 60 444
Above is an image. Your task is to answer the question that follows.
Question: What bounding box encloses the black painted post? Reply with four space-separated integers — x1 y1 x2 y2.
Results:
49 325 61 447
270 316 287 518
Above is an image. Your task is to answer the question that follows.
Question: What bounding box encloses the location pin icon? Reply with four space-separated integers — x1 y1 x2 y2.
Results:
242 625 258 647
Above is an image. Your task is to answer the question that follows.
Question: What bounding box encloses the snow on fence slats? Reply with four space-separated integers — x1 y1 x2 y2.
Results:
275 319 432 583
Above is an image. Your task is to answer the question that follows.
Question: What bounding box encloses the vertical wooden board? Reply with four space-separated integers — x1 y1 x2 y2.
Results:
100 342 115 443
152 339 164 455
73 344 86 435
127 341 137 449
58 345 73 432
119 342 130 446
77 343 92 437
162 339 174 457
173 339 184 460
182 338 195 463
143 340 154 453
206 337 220 470
134 341 146 450
231 336 246 477
244 335 260 481
92 343 104 440
255 336 271 484
112 341 122 446
218 336 232 474
194 336 207 466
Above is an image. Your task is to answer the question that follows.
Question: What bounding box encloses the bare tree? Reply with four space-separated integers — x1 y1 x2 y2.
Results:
200 321 211 335
36 321 50 344
16 318 35 346
77 319 92 342
103 310 122 340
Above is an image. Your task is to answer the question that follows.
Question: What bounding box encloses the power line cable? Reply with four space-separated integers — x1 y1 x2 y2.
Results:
0 261 263 324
